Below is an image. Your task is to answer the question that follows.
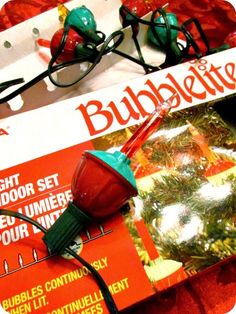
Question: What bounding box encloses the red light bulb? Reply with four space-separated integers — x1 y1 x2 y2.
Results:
50 28 84 62
122 0 150 18
43 150 137 253
71 151 137 218
42 95 174 254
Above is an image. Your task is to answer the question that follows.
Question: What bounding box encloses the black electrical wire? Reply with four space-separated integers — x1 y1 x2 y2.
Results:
1 8 185 100
132 33 150 74
149 8 202 66
0 56 89 104
0 78 25 93
149 8 175 67
0 7 210 104
0 209 47 233
47 28 123 87
64 248 119 314
181 17 211 54
0 208 119 314
150 8 172 48
122 14 151 74
0 29 160 103
47 26 161 88
120 5 210 66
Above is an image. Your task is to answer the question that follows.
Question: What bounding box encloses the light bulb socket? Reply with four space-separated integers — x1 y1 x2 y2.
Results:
42 201 90 254
64 6 103 44
64 6 97 32
75 43 98 61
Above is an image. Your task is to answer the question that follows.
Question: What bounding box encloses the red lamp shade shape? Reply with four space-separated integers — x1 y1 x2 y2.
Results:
42 150 137 254
71 151 137 218
42 95 175 255
50 28 84 62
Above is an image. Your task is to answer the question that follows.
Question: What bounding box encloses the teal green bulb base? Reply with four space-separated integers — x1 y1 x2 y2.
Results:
64 6 97 32
148 13 179 47
89 150 137 190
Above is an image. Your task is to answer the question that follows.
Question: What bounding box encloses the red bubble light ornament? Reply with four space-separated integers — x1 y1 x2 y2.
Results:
0 3 218 105
119 1 214 71
50 28 84 63
38 5 101 63
0 94 175 314
42 93 176 255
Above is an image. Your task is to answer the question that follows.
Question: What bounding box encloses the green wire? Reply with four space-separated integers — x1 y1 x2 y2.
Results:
0 208 119 314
